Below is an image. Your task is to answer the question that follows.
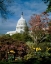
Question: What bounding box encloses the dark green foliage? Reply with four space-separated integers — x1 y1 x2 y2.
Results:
48 48 51 53
23 33 32 42
23 26 33 42
0 57 51 64
0 34 14 44
25 58 40 64
11 33 32 42
11 33 23 41
42 0 51 12
46 34 51 42
43 34 51 42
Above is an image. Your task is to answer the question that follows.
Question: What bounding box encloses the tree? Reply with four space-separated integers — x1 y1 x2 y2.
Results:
45 21 51 42
29 13 49 43
11 33 23 41
42 0 51 12
23 25 33 42
0 0 13 20
0 34 29 60
48 20 51 34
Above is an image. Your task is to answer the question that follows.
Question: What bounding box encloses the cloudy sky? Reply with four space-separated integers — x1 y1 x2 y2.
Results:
0 0 51 34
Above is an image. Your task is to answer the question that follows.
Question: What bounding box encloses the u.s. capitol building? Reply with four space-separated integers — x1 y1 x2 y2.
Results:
6 12 27 35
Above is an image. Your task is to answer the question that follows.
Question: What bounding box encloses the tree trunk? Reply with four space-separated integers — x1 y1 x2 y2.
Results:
33 36 38 43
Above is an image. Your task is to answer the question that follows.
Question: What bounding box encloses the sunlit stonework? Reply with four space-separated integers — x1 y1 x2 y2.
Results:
6 12 27 35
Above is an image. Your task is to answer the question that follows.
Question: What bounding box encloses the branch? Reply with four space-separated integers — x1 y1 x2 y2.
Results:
0 0 4 3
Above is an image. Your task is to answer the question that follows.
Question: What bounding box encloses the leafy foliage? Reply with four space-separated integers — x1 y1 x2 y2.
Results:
42 0 51 12
0 34 51 63
0 34 29 61
29 13 49 43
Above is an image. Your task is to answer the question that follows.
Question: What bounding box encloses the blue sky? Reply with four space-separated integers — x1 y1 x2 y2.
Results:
0 0 51 34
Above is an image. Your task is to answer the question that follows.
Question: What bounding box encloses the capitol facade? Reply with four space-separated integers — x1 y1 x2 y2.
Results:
6 12 27 35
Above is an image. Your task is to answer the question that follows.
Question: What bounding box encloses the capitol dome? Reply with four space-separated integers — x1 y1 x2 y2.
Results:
16 12 27 33
6 12 27 35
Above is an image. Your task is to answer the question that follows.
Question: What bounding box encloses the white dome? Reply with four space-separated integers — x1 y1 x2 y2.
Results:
16 13 27 33
16 15 26 27
6 12 27 35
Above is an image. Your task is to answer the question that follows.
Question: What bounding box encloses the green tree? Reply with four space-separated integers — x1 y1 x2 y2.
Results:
42 0 51 12
23 25 33 42
11 33 24 41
